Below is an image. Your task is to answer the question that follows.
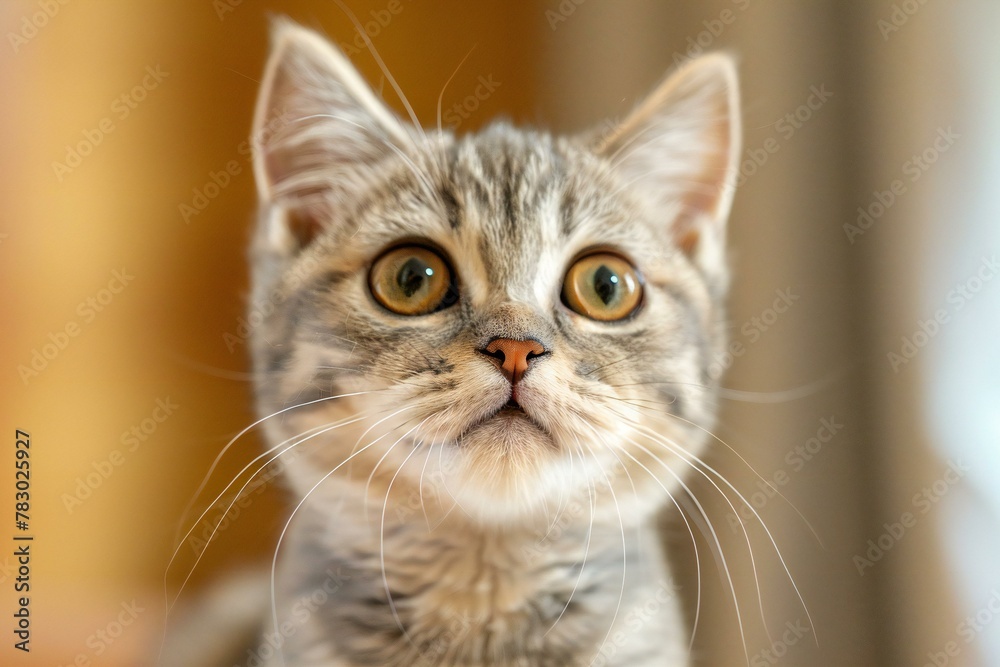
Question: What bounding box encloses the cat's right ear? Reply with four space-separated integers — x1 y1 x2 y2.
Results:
252 19 412 253
588 54 740 286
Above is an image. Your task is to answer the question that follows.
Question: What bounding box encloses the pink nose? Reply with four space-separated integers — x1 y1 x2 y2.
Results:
480 338 547 385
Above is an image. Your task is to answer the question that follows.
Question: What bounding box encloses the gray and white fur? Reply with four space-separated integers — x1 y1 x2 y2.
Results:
165 18 741 667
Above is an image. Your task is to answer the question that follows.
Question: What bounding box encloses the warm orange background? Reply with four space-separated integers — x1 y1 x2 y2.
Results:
1 1 991 666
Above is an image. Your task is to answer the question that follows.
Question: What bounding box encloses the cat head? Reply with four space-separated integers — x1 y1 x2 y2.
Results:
247 21 740 524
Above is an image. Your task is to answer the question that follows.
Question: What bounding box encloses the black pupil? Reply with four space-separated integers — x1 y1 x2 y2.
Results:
397 257 431 297
593 265 619 305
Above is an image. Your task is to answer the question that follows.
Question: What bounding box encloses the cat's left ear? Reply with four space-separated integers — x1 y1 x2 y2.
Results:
251 19 414 253
591 54 740 281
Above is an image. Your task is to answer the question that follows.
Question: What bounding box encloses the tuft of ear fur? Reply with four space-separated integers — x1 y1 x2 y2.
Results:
251 19 413 252
592 54 741 281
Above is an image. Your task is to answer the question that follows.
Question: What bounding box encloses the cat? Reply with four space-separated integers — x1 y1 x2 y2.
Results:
164 16 740 667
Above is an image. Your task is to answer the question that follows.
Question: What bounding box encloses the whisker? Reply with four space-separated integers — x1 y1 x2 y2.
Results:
166 353 259 382
164 408 385 613
346 400 425 480
380 418 435 650
716 371 842 403
574 433 628 667
363 417 425 521
415 408 453 529
623 430 770 648
613 446 703 652
543 439 596 637
416 434 437 530
316 364 397 383
173 389 380 545
625 431 749 664
582 354 632 378
424 435 468 530
436 45 478 135
621 413 816 645
605 372 840 405
269 414 419 666
632 402 825 549
582 401 751 662
330 0 425 143
539 445 576 542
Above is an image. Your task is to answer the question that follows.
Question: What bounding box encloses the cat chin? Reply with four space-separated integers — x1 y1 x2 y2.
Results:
435 416 567 522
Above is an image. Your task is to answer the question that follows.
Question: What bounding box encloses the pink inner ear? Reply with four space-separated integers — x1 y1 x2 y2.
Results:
285 207 325 248
677 227 700 257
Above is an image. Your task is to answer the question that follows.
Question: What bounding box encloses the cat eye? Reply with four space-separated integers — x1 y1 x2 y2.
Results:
369 245 458 316
562 252 643 321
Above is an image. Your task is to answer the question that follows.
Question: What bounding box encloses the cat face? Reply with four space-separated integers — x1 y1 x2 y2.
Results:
248 22 740 523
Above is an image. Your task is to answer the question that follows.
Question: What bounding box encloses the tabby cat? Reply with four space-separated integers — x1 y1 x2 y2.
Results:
166 17 740 667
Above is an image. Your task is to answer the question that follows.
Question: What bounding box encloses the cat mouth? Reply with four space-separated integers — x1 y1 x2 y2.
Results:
500 398 524 413
491 397 540 423
456 396 551 443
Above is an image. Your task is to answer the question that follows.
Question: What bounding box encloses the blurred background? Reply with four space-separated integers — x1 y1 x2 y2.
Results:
2 1 998 665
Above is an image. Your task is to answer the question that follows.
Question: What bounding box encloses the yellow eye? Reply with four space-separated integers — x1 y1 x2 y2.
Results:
369 246 456 316
562 253 642 321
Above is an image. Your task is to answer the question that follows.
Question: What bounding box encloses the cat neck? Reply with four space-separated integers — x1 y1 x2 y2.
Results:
275 499 678 666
